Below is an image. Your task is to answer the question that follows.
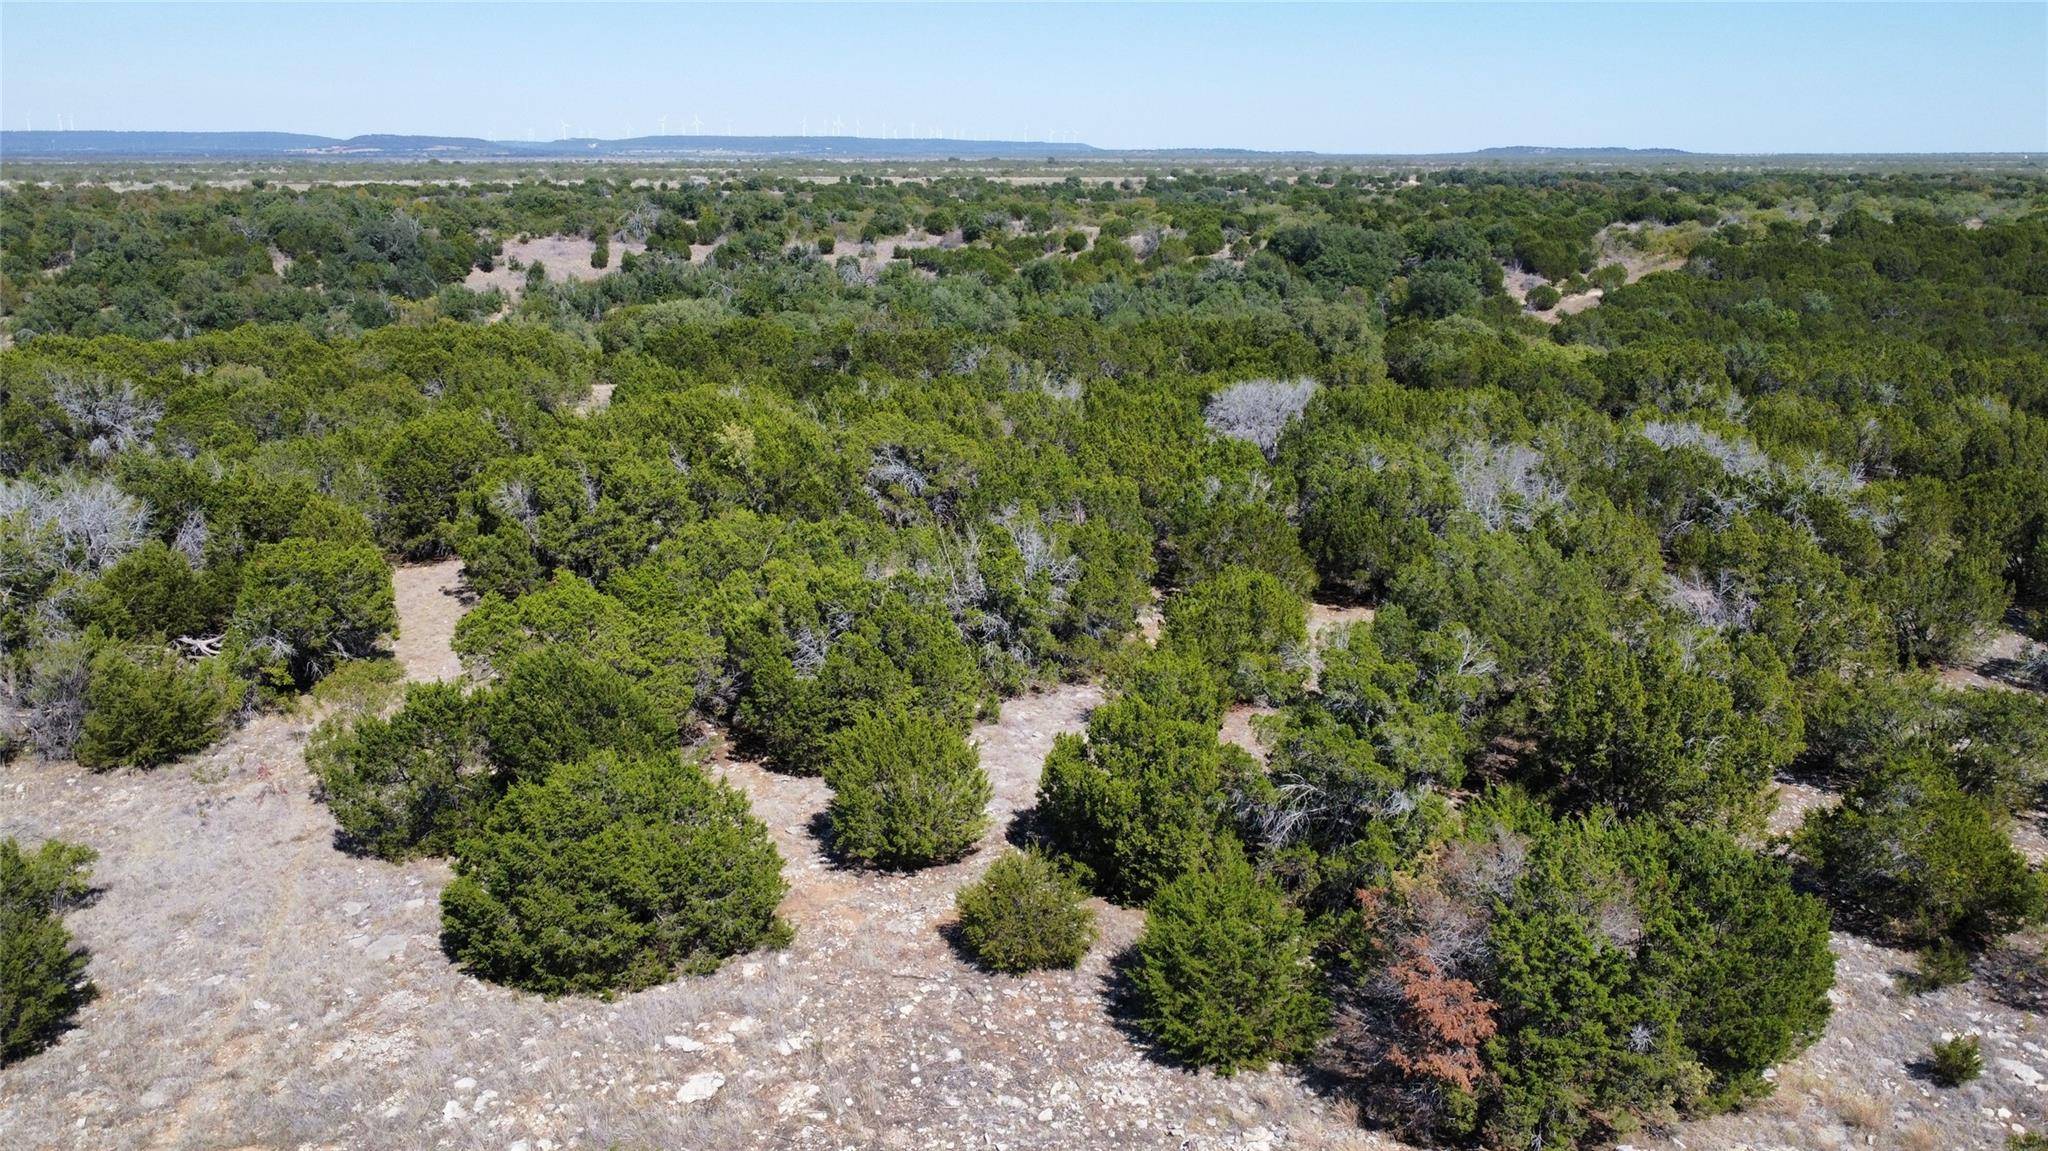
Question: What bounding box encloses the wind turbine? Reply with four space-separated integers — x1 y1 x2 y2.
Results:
559 119 571 140
658 114 668 134
692 113 703 134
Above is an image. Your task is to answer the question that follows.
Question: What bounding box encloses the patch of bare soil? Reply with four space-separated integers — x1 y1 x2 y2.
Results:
1940 628 2047 695
1508 222 1690 324
388 558 469 684
2013 817 2048 867
463 234 649 300
1499 265 1548 308
1221 706 1280 761
1307 604 1374 640
822 231 951 281
1594 225 1687 283
1548 290 1607 320
1135 589 1164 646
1767 775 1840 839
1499 263 1578 325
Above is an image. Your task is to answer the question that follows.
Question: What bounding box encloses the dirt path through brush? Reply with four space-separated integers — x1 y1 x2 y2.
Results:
149 766 324 1150
389 558 467 684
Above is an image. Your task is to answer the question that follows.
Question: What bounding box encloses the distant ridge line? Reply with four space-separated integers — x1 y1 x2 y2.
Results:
0 131 2034 165
0 130 1107 161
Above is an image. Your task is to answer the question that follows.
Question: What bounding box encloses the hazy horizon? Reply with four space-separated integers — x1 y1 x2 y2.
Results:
4 129 2041 159
3 2 2044 154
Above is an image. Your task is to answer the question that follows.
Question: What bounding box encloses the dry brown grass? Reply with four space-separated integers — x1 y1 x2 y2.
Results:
1897 1120 1946 1151
1758 1065 1823 1116
1829 1086 1891 1131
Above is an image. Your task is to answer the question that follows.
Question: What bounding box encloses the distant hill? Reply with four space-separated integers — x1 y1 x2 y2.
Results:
0 133 2025 167
0 130 1105 161
0 132 1697 164
1471 146 1693 158
0 131 340 157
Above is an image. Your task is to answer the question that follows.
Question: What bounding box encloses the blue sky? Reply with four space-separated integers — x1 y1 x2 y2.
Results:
3 3 2043 152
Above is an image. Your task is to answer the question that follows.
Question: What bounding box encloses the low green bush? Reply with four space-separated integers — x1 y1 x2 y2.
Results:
302 657 404 718
451 573 717 728
731 591 984 772
1106 646 1226 728
1038 693 1256 905
954 850 1096 973
75 647 235 770
1797 756 2045 947
440 751 788 996
1904 941 1975 994
231 539 396 691
1930 1034 1983 1087
77 542 222 641
311 681 492 860
1 838 96 1065
1162 565 1307 704
1128 842 1326 1073
478 648 674 781
824 709 990 869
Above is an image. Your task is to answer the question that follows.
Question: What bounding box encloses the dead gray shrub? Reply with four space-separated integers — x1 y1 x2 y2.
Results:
1204 378 1319 461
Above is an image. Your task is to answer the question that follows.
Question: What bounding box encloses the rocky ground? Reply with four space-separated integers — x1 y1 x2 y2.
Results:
1633 927 2047 1151
2 572 2042 1150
